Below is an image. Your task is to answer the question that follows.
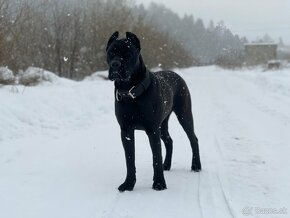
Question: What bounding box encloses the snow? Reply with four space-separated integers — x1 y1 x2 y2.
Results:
0 67 15 84
84 70 108 81
1 66 290 218
244 43 278 46
19 67 60 85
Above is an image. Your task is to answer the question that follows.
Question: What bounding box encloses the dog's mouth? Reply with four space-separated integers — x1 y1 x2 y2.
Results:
109 71 120 81
109 70 131 82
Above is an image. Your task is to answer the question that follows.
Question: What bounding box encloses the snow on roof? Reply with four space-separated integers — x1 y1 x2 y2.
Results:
244 42 278 46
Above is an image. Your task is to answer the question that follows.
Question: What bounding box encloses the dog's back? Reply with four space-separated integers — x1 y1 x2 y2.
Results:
152 70 192 115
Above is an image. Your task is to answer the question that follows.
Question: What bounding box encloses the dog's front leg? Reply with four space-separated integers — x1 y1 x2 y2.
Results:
146 129 167 190
118 128 136 192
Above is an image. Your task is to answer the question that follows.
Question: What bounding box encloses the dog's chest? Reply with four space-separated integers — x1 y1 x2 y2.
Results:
115 98 160 130
115 73 177 129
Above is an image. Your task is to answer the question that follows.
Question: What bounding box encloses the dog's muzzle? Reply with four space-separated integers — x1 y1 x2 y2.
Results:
109 59 123 81
109 70 131 82
109 71 121 81
110 60 121 69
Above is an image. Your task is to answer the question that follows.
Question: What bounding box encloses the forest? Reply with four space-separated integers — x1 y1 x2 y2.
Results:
0 0 246 79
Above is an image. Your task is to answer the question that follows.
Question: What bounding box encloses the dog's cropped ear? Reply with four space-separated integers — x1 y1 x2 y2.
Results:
106 31 119 51
126 32 141 51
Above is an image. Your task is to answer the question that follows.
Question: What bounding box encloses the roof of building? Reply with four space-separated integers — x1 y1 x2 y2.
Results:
244 42 278 46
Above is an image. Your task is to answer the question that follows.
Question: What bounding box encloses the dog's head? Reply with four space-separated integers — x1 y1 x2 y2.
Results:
106 31 141 82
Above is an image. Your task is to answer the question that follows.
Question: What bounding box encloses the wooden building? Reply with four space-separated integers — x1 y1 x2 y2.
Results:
244 43 278 66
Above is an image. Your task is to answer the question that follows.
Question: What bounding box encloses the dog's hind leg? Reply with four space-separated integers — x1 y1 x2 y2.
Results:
161 116 173 171
174 103 201 172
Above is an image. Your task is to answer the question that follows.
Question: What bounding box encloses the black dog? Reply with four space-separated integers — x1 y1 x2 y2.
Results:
106 31 201 191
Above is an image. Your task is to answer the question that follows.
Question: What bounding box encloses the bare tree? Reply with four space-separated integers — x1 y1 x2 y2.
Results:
0 0 208 79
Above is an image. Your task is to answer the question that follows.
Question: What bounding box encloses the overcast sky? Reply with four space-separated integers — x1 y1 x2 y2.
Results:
135 0 290 44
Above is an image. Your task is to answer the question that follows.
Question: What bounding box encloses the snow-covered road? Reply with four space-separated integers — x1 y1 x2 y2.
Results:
1 66 289 218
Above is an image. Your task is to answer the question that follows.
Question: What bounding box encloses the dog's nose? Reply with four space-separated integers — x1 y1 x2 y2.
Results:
110 60 121 69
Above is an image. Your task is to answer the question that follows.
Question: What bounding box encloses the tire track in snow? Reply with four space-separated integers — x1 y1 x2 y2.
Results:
188 71 236 218
217 174 235 218
194 70 289 217
179 171 204 218
215 137 235 218
198 168 235 218
197 173 204 218
208 75 237 218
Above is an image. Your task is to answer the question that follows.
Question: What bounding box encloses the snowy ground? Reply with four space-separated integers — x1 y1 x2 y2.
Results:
0 66 289 218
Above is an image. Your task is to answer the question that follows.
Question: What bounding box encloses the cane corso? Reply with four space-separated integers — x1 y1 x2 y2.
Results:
106 31 201 192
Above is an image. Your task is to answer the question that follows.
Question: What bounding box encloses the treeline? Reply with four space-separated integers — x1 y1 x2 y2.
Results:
142 3 246 64
0 0 197 79
0 0 245 79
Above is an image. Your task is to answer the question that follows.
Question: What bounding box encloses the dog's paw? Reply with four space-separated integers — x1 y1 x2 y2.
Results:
163 162 171 171
191 162 202 172
118 180 136 192
152 181 167 191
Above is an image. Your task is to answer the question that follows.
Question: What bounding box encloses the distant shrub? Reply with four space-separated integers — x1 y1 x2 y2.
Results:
19 67 59 86
215 49 245 69
0 67 15 85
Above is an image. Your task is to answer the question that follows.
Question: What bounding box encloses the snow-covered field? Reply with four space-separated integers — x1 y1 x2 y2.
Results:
0 66 289 218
